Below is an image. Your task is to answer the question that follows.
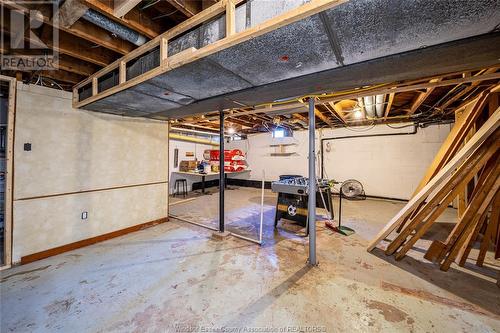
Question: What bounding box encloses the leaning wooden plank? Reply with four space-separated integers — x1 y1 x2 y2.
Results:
411 92 488 197
389 137 499 258
367 107 500 252
386 135 497 256
396 94 487 233
395 144 498 260
441 174 500 271
457 205 490 266
476 190 500 266
432 156 498 264
459 158 500 265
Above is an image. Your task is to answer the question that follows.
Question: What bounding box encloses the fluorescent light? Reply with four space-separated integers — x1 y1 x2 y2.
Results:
273 129 285 138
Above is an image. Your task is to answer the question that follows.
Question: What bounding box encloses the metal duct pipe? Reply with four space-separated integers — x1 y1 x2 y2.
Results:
375 95 385 118
170 127 230 138
82 9 147 46
169 133 219 146
363 96 375 118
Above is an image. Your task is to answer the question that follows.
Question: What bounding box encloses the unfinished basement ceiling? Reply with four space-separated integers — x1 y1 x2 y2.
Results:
79 0 500 121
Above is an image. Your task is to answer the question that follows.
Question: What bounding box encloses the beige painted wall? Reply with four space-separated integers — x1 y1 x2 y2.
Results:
12 83 169 262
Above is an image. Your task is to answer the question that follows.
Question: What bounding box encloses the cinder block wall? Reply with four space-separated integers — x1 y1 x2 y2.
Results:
12 84 169 263
227 123 451 200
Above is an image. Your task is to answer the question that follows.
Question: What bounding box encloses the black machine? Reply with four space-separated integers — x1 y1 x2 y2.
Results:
272 175 334 234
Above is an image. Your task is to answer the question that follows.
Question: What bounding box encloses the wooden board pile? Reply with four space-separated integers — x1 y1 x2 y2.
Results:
367 87 500 277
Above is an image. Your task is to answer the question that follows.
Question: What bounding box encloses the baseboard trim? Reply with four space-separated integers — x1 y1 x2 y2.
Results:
20 217 169 265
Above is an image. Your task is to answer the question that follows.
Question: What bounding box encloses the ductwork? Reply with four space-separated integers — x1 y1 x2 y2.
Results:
363 96 375 118
375 94 385 118
82 9 147 46
57 0 146 46
169 133 220 146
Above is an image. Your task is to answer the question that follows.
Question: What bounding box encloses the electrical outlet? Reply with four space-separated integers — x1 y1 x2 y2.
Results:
81 211 88 220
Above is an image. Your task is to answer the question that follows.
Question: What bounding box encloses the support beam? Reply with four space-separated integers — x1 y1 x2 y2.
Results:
328 102 347 124
58 0 89 27
226 0 236 36
384 93 395 119
41 27 116 66
166 0 202 17
219 110 225 233
408 78 441 115
314 108 334 127
0 9 117 67
440 68 498 111
3 2 134 55
0 37 99 77
308 98 317 266
113 0 143 18
81 0 161 38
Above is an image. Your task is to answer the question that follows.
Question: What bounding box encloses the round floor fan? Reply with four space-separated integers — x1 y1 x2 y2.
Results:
333 179 366 236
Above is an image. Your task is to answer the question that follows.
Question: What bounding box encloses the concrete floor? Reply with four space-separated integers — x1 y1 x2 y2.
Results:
1 187 499 332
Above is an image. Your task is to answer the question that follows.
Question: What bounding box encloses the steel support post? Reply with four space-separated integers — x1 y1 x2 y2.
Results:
308 98 317 265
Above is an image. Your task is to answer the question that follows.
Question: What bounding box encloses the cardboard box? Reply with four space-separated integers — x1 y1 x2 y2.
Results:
179 160 197 172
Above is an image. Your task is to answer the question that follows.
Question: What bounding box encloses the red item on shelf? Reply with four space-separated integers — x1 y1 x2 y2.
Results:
204 149 247 172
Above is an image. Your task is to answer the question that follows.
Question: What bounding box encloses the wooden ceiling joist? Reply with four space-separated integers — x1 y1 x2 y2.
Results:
384 93 395 120
166 0 203 17
440 68 498 111
113 0 143 18
58 0 89 27
328 102 347 125
408 78 442 115
40 27 116 67
3 2 134 55
81 0 162 38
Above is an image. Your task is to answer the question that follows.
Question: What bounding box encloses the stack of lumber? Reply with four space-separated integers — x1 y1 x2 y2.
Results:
368 88 500 275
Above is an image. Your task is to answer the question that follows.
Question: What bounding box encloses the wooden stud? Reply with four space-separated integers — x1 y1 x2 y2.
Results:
408 78 441 115
328 102 347 125
73 0 347 105
119 61 127 84
113 0 143 18
160 37 169 67
411 92 489 198
226 0 236 37
476 191 500 266
386 135 498 257
92 77 98 96
367 107 500 252
384 93 395 120
440 169 500 271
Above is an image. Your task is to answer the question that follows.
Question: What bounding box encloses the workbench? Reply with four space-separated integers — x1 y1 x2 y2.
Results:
173 169 251 194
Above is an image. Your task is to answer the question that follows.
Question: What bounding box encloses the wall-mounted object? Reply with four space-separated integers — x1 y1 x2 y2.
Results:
174 148 179 168
270 143 298 156
185 152 194 157
23 143 31 151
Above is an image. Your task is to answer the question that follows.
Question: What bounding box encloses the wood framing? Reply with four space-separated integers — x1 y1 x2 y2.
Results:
410 92 489 198
367 107 500 252
384 93 395 119
0 75 16 269
113 0 143 18
73 0 349 108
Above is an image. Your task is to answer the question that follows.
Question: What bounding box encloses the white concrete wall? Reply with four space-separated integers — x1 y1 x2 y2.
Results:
227 123 451 200
12 83 169 262
168 139 215 193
